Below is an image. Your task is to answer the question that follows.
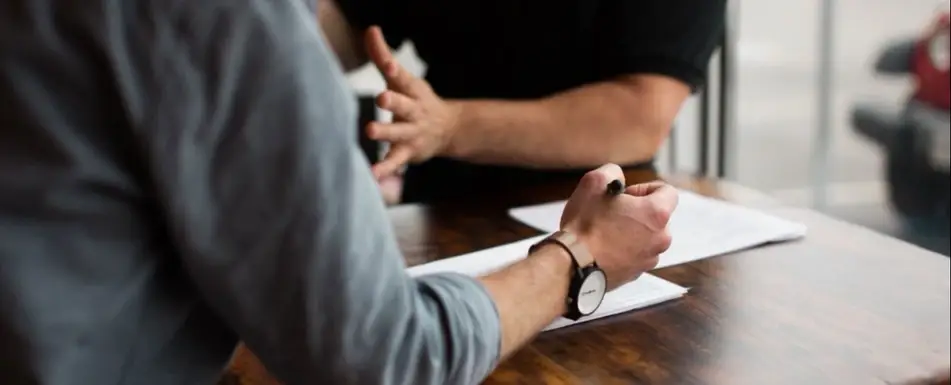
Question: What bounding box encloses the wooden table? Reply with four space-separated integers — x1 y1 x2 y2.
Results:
221 170 951 385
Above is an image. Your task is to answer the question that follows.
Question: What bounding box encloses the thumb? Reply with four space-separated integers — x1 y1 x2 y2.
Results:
578 163 625 195
562 163 623 229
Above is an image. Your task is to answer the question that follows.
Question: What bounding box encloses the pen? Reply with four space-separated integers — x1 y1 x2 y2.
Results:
606 179 624 196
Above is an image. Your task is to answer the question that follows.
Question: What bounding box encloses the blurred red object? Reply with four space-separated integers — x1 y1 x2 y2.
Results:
849 4 951 222
912 10 950 110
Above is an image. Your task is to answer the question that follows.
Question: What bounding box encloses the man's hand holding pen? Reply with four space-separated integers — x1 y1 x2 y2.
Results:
559 164 678 290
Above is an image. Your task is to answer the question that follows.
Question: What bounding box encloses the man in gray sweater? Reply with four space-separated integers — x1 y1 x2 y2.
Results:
0 0 678 384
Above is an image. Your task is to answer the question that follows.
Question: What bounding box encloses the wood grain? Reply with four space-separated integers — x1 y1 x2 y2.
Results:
220 170 951 384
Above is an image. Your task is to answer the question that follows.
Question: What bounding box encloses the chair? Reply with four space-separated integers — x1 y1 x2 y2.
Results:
683 0 737 179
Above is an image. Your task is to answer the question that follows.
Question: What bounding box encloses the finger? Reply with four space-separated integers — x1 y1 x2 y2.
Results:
578 163 625 195
376 90 420 120
364 27 427 96
378 174 403 205
651 229 673 255
364 26 397 76
372 146 414 179
624 180 667 197
366 121 420 142
632 185 678 229
643 184 679 214
641 253 661 272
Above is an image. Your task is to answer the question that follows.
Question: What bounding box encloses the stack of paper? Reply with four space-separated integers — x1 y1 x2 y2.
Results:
508 190 808 269
407 236 688 331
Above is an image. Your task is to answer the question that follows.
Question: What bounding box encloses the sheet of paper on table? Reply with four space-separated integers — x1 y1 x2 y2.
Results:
508 190 808 269
407 235 688 332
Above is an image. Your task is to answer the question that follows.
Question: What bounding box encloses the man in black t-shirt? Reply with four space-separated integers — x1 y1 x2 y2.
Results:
319 0 726 203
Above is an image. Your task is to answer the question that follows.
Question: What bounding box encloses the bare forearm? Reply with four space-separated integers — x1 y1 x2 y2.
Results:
316 0 368 71
445 80 679 168
478 244 572 359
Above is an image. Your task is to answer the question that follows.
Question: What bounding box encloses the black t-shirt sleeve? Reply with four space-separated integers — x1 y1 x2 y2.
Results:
595 0 727 91
334 0 410 49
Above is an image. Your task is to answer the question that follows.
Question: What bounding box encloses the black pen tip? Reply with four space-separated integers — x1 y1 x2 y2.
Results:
607 179 624 195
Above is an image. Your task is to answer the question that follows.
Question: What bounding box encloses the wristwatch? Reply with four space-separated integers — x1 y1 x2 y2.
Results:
529 231 607 321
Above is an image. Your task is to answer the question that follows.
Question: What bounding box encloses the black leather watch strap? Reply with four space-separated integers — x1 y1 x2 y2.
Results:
529 231 603 321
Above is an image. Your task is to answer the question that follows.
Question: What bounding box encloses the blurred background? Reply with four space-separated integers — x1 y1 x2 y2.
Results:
348 0 950 256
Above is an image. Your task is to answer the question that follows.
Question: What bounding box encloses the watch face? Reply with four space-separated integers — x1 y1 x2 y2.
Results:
576 269 607 316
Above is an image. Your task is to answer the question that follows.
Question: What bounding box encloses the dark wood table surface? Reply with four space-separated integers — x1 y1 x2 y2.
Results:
220 170 951 385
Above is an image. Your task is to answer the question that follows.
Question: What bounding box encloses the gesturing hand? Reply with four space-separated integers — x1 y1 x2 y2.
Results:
560 164 678 290
364 26 461 180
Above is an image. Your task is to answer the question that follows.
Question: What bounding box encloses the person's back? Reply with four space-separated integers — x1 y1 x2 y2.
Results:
0 1 244 383
0 0 359 382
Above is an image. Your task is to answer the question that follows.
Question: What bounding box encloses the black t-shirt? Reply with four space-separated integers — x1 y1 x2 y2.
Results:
337 0 726 203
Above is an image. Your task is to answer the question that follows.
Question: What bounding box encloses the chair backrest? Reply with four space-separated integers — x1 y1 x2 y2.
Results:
694 0 737 179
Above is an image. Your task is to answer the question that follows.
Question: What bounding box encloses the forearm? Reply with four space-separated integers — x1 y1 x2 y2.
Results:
317 0 368 71
478 244 573 359
297 245 570 384
445 80 675 168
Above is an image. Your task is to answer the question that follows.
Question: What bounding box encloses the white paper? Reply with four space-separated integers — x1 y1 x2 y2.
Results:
508 190 808 269
407 236 688 332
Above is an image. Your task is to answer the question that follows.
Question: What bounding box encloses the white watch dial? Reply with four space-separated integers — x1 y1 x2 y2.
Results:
576 270 607 316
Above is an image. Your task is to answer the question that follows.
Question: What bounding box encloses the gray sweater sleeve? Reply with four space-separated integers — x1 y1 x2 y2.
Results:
118 0 501 383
